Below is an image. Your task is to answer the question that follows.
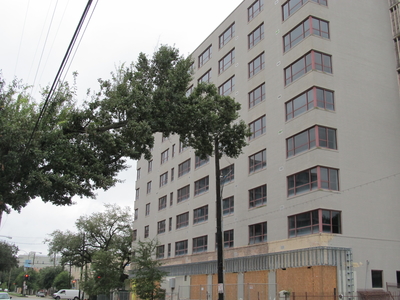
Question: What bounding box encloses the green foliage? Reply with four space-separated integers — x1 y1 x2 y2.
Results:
131 240 167 300
47 204 133 293
179 82 251 159
0 241 18 272
53 271 71 290
38 266 64 290
15 268 39 291
0 45 192 212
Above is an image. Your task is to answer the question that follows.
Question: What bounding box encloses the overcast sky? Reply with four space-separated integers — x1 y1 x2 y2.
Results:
0 0 244 255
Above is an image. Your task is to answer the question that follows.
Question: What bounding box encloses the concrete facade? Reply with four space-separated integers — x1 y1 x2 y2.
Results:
133 0 400 298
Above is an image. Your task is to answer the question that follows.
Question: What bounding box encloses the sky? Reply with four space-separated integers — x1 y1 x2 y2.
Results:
0 0 244 255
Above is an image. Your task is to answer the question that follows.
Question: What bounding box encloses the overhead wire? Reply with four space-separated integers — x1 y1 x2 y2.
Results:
25 0 95 155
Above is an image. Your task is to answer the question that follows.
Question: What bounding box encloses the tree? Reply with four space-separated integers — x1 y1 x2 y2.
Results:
0 241 18 272
0 45 192 212
131 240 167 300
38 266 64 290
53 271 71 290
47 204 133 294
178 83 251 300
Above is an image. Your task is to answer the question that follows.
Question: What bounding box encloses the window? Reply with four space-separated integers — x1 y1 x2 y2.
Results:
282 0 327 21
249 115 266 140
287 126 337 157
248 83 265 108
193 235 208 253
134 208 138 220
195 176 209 196
249 149 267 173
223 196 234 216
248 0 264 21
193 205 208 224
161 149 169 164
219 49 235 73
156 245 165 259
224 229 234 248
221 164 234 185
248 23 264 49
172 144 176 157
396 271 400 288
195 156 209 168
198 45 212 68
135 188 140 201
177 185 190 203
219 23 235 48
287 166 339 196
147 181 152 194
249 52 265 78
168 217 172 231
144 225 149 238
198 69 212 84
249 185 267 208
176 212 189 229
371 270 383 288
286 87 334 120
133 230 137 241
288 209 341 237
167 243 171 257
170 192 173 206
158 196 167 211
157 220 166 234
136 168 141 180
145 203 150 216
284 50 332 85
283 16 329 52
148 160 153 172
186 85 193 97
171 168 174 181
179 140 188 153
249 222 267 244
218 76 235 96
159 172 168 187
175 240 188 256
178 159 191 177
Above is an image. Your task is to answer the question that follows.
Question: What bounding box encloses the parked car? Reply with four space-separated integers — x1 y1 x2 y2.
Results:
36 292 46 297
53 289 79 300
0 292 12 300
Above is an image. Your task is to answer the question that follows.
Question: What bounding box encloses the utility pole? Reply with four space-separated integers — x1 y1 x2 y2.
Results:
214 137 224 300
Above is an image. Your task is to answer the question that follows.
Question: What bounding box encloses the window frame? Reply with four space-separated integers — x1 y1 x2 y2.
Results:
133 229 137 241
248 0 264 22
148 160 153 173
219 23 235 48
248 23 264 49
178 159 191 177
286 125 337 158
249 115 266 140
136 168 141 180
286 86 334 120
157 220 166 234
249 149 267 174
198 45 212 68
223 196 234 216
156 245 165 259
198 69 212 84
161 149 169 164
144 225 149 238
177 185 190 203
145 203 150 216
159 172 168 187
221 164 234 185
175 240 188 256
248 83 265 109
158 195 167 211
249 184 267 208
249 221 267 244
176 212 189 229
193 205 209 224
146 181 152 194
224 229 234 248
193 235 208 253
135 188 140 201
219 76 235 96
282 0 328 21
371 270 383 288
195 156 209 168
194 176 209 196
288 208 341 238
219 49 235 74
287 166 339 197
249 52 265 78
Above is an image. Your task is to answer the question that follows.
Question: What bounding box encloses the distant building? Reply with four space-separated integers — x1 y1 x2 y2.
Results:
18 254 61 270
133 0 400 299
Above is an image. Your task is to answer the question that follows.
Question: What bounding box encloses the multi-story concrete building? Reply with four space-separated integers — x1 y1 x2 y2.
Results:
133 0 400 298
